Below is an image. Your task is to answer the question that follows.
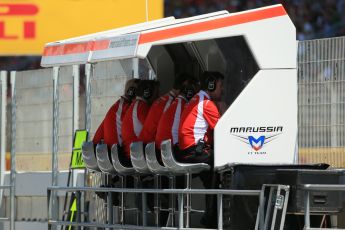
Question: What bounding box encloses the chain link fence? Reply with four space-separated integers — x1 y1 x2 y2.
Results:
298 37 345 167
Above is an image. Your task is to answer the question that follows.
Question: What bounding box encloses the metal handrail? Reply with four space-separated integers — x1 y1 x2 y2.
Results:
48 186 261 195
47 186 262 230
302 184 345 230
0 185 12 189
303 184 345 191
49 221 217 230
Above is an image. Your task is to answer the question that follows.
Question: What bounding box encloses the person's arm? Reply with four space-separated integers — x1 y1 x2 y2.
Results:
203 100 220 129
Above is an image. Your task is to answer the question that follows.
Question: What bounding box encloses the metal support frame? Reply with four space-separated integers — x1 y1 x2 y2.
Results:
47 186 266 230
258 184 290 230
303 184 345 230
186 173 191 228
10 71 16 230
72 65 80 186
84 64 92 222
72 65 79 133
178 193 184 229
168 176 175 227
121 176 126 224
132 58 139 79
0 71 7 210
76 191 82 230
154 175 160 227
52 67 60 187
142 192 147 226
133 175 140 226
107 191 114 225
85 64 92 133
51 67 60 230
217 194 223 230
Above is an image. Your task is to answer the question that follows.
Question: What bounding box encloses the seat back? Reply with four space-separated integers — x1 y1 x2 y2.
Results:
96 143 116 174
111 144 135 175
81 141 100 172
130 142 151 174
161 139 211 174
160 139 181 171
145 142 170 174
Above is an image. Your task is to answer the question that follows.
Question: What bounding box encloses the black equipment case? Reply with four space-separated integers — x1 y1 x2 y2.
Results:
217 163 344 229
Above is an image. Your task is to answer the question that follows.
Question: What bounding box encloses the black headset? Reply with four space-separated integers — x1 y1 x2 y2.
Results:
126 87 136 99
206 76 217 92
182 84 196 100
143 85 153 100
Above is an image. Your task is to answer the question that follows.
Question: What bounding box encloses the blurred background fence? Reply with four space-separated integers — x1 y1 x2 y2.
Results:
298 36 345 167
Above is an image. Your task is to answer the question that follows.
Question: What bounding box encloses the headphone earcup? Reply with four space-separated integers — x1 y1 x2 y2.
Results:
183 84 195 100
143 87 152 99
126 87 136 98
207 77 216 92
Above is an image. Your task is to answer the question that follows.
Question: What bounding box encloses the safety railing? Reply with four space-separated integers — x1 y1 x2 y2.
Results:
303 184 345 230
47 186 263 230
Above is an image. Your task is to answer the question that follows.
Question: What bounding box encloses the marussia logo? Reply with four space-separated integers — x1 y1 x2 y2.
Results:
230 126 283 152
231 133 282 151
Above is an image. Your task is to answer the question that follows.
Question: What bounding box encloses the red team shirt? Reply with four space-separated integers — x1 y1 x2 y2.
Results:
93 97 131 149
122 98 151 159
156 95 187 149
178 90 220 150
139 92 174 144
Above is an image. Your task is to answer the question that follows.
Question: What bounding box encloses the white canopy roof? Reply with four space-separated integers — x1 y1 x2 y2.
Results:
41 4 296 69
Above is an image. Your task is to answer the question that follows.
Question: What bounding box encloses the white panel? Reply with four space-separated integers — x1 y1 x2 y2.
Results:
41 52 89 67
89 34 139 62
137 15 296 69
215 69 297 167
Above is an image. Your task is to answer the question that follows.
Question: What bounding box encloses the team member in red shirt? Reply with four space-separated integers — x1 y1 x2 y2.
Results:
139 74 189 144
92 79 140 202
155 76 198 151
177 71 224 228
93 79 140 149
121 80 159 165
178 71 223 164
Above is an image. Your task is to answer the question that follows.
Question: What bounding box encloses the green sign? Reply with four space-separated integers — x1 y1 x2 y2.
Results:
71 130 88 169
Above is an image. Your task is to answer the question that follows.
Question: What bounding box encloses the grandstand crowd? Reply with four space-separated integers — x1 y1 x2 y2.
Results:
165 0 345 40
1 0 345 71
